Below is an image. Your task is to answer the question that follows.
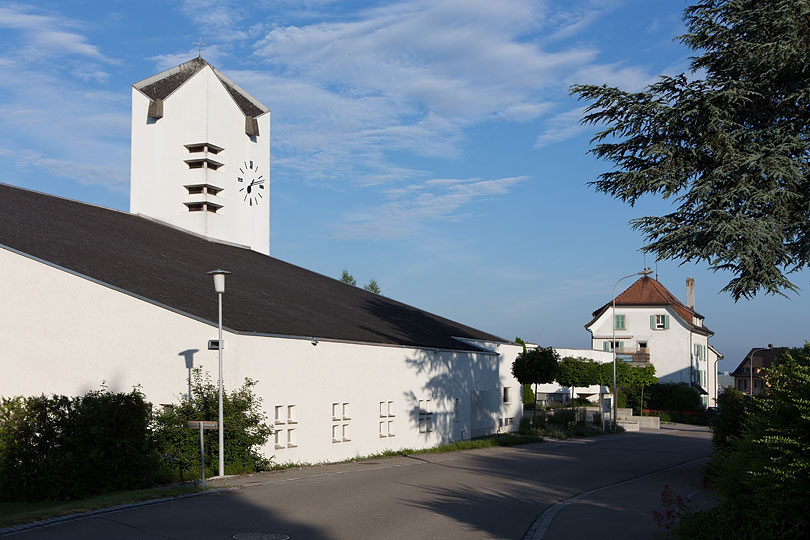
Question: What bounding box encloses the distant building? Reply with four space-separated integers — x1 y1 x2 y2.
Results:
585 276 722 407
731 345 783 396
717 370 734 395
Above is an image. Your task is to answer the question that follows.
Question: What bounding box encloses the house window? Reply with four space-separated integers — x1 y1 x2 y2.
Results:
274 405 285 424
379 401 395 437
332 402 351 443
287 405 297 424
694 344 705 361
418 399 433 433
602 341 624 352
651 314 670 330
738 379 747 390
614 314 625 330
503 387 512 403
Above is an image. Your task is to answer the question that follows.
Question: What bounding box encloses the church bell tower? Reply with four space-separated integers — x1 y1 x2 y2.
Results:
130 58 270 255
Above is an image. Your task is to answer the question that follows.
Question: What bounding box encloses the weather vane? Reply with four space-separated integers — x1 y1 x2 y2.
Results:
193 37 206 58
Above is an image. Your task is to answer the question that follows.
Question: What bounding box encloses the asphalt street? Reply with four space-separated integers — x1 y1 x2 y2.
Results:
4 424 713 540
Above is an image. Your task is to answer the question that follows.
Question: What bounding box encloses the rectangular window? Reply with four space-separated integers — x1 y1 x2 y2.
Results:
274 405 285 424
332 402 340 420
503 387 512 403
739 379 747 390
380 401 387 417
332 424 340 443
388 401 395 416
651 314 670 330
614 314 625 330
287 405 296 424
342 402 350 420
274 430 284 449
418 400 433 433
287 429 296 447
342 424 350 442
388 420 395 437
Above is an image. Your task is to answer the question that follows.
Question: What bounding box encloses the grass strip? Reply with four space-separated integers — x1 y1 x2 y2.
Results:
0 484 203 528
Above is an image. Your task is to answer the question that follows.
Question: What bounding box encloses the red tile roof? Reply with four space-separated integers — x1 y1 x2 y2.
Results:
586 276 711 335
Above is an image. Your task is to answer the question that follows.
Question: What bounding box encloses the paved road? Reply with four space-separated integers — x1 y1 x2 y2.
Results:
5 425 713 539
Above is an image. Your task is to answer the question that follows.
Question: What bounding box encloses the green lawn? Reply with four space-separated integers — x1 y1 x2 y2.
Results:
0 484 203 528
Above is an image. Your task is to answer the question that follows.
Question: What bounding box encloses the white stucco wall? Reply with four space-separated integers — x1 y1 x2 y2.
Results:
1 248 522 464
130 65 271 255
587 306 716 406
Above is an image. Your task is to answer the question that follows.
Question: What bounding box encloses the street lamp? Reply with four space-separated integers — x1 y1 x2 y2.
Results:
208 269 231 477
747 346 768 397
611 268 653 429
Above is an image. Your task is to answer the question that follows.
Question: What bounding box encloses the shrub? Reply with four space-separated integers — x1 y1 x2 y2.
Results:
152 369 273 481
646 383 702 412
0 388 157 501
518 416 532 435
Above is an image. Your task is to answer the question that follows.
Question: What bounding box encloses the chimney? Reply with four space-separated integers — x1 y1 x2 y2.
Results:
686 278 695 310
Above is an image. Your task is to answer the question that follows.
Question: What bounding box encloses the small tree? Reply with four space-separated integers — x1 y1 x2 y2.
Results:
557 356 600 405
153 369 273 480
624 364 658 415
340 270 357 286
511 347 559 426
363 278 381 294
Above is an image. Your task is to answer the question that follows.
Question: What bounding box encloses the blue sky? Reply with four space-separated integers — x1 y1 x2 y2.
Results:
1 0 807 371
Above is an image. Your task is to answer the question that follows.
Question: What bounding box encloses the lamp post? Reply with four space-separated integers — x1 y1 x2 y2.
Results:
208 269 230 477
747 347 767 397
611 268 652 428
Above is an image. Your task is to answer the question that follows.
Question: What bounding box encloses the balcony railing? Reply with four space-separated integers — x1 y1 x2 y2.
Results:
615 346 650 364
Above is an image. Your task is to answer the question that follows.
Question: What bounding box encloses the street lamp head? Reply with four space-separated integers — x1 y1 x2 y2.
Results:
639 267 653 276
207 269 231 294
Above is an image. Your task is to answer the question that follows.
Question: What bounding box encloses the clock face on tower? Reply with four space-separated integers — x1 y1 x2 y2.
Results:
237 160 265 206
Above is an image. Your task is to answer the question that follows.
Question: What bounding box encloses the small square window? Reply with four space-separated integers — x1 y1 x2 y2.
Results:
287 428 296 447
274 405 285 424
287 405 296 424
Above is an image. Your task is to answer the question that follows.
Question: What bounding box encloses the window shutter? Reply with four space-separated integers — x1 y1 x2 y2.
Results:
664 315 670 329
650 315 656 329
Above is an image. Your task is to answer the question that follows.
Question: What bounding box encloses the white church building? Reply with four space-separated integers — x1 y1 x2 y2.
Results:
0 58 523 464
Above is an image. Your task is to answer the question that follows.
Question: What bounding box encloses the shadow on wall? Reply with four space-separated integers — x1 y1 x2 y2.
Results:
403 347 505 444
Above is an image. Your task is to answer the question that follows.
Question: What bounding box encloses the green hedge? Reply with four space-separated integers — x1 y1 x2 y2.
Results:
0 389 157 501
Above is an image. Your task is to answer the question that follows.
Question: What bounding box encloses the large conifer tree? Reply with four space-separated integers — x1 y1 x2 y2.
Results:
572 0 810 300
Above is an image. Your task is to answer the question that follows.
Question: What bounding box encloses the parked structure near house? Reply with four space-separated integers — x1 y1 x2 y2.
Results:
0 58 523 465
584 276 722 407
731 345 782 396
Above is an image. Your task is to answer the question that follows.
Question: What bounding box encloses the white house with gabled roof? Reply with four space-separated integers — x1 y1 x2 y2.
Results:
585 276 722 407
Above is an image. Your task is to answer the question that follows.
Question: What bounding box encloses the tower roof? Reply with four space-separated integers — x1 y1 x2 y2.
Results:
133 57 268 118
586 276 711 335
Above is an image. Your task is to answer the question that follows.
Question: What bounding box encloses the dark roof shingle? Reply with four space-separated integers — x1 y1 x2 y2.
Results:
0 184 505 351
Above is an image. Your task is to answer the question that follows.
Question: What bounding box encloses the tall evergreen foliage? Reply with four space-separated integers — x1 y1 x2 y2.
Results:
572 0 810 300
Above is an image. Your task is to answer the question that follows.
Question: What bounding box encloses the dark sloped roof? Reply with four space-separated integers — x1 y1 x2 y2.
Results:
730 347 784 375
586 276 712 335
134 57 267 118
0 184 505 352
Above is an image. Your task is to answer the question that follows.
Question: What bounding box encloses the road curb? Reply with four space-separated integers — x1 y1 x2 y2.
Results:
0 487 234 537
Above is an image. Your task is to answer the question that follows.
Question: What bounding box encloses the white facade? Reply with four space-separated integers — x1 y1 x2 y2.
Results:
587 304 717 407
0 247 523 463
130 61 271 255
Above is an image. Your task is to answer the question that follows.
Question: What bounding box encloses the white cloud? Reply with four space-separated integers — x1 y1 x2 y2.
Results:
337 175 528 239
0 5 112 63
534 107 589 148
